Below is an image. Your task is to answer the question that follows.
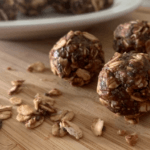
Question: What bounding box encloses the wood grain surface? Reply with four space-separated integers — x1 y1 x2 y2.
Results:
0 7 150 150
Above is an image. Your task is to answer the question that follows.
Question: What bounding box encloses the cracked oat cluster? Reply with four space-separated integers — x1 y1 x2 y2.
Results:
97 52 150 123
0 0 18 20
17 0 48 16
49 30 104 86
71 0 114 14
113 20 150 54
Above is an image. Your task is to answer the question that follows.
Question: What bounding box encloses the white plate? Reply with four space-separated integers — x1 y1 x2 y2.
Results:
0 0 142 40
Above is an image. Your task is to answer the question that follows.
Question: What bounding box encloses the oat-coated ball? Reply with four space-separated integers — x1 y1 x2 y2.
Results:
70 0 114 14
17 0 48 16
113 20 150 54
0 0 18 21
97 52 150 123
50 0 71 13
49 31 104 86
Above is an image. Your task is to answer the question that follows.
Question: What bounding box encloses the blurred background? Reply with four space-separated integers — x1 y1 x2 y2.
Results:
142 0 150 6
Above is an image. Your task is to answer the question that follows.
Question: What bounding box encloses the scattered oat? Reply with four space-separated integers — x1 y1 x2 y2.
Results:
16 114 31 122
8 86 21 95
11 80 25 86
34 93 55 114
117 130 126 136
52 122 67 137
25 116 44 129
27 62 45 72
91 118 104 136
0 105 12 112
60 120 83 140
9 97 22 105
8 80 24 95
0 111 12 120
125 133 138 146
17 105 34 116
45 88 62 97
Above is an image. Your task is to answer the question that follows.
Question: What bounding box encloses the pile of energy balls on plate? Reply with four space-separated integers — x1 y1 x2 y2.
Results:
0 0 114 21
49 20 150 124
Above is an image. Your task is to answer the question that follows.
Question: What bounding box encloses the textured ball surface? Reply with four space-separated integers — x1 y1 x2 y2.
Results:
113 20 150 54
97 52 150 119
51 0 70 13
49 30 104 86
0 0 18 20
70 0 114 14
17 0 48 16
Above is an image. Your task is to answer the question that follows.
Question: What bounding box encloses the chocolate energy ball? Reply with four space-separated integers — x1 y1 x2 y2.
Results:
49 31 104 87
17 0 48 16
0 0 18 21
51 0 71 13
70 0 114 14
97 52 150 123
113 20 150 54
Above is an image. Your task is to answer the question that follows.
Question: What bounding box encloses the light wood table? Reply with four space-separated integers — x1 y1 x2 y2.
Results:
0 7 150 150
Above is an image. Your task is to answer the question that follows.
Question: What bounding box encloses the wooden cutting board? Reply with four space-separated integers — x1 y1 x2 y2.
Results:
1 7 150 150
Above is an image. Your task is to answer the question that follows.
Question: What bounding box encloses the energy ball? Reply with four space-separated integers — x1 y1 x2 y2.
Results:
0 0 18 21
17 0 48 16
49 30 104 87
70 0 114 14
97 52 150 123
113 20 150 54
51 0 71 13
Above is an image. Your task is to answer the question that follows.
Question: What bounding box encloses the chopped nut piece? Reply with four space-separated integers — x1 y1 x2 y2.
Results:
9 97 22 105
45 88 62 97
52 122 67 137
25 116 44 129
91 118 104 136
8 86 20 95
0 105 12 112
0 111 12 120
117 130 126 136
16 114 31 122
27 62 45 72
11 80 25 86
60 120 83 140
17 105 34 116
125 133 138 146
